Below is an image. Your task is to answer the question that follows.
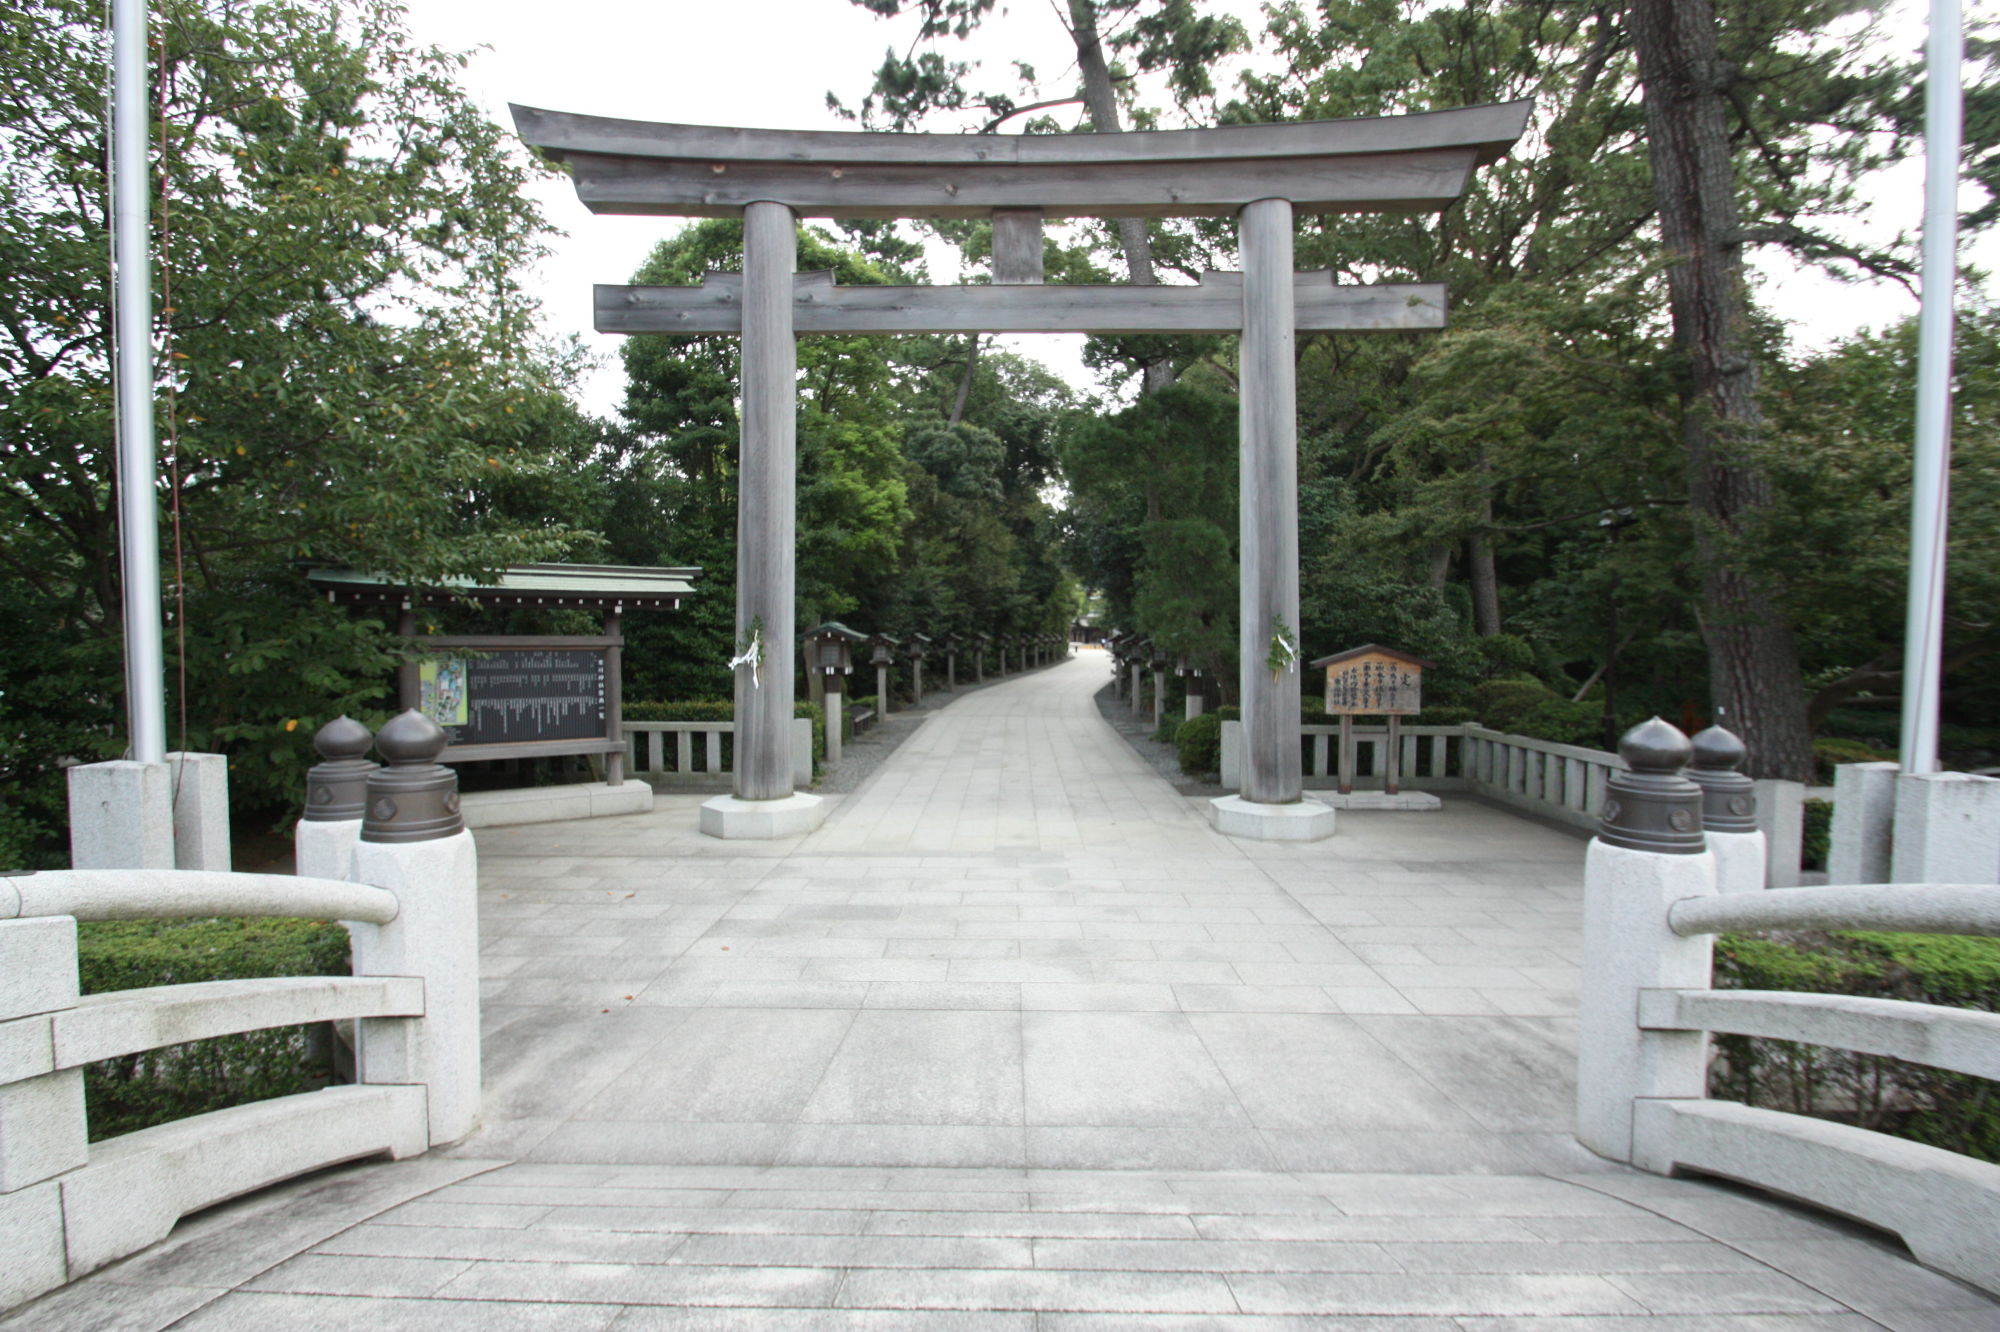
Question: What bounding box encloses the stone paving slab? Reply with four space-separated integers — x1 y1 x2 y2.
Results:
9 650 1998 1328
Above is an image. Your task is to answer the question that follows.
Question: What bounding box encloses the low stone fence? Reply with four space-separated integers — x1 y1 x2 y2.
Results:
1223 720 1612 824
623 717 812 790
1220 719 1803 881
2 713 482 1312
1577 720 2000 1296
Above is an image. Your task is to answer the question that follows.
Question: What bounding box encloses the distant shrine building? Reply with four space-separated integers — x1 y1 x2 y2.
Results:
512 102 1527 840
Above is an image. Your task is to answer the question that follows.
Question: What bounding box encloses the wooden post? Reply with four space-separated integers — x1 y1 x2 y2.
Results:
1385 713 1401 795
734 201 797 802
1338 715 1355 795
603 608 624 786
947 651 956 692
1238 197 1303 805
991 208 1045 285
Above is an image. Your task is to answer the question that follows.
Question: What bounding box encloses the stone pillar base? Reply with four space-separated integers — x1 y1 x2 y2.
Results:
1324 791 1441 812
700 792 828 840
1207 795 1336 842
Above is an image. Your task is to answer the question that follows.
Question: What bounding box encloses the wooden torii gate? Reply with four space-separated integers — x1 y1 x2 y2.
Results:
513 103 1529 839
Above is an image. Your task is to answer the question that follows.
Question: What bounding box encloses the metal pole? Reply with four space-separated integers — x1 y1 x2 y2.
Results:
1899 0 1962 776
113 0 166 763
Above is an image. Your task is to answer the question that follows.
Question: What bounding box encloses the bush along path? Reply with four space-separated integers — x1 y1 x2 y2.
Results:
1092 681 1227 798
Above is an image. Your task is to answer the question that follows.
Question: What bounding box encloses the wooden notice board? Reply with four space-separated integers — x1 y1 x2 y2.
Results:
1311 644 1434 794
1321 648 1425 716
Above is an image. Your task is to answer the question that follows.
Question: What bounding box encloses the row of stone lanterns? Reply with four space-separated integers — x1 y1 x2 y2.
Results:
800 623 1068 757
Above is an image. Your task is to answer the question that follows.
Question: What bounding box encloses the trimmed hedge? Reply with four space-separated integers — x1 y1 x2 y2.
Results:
1175 706 1239 776
1467 677 1600 746
1711 929 2000 1163
1814 736 1895 784
77 917 351 1140
1802 798 1832 872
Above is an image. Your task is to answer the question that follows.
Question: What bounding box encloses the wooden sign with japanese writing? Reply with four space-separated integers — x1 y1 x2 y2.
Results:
1313 645 1431 716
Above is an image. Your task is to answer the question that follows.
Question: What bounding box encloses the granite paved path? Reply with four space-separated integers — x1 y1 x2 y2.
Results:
10 651 1996 1329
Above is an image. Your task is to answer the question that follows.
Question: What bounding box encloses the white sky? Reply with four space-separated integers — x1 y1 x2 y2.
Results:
394 0 1990 419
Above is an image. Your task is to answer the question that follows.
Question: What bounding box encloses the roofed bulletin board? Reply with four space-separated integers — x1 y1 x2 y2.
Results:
420 648 607 748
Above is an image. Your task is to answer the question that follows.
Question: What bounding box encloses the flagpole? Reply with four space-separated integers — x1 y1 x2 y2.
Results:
1899 0 1962 776
113 0 166 763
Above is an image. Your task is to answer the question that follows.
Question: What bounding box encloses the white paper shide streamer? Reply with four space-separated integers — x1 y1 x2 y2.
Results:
728 627 763 688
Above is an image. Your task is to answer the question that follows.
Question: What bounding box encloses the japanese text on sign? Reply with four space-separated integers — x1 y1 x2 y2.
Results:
1324 654 1422 716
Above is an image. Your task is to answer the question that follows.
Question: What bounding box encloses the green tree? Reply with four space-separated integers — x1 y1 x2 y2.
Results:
0 0 591 849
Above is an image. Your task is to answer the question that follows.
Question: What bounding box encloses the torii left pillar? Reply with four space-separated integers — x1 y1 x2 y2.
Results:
702 202 826 838
1209 197 1334 841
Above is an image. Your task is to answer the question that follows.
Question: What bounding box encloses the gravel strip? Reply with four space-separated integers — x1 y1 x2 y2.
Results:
1092 682 1227 798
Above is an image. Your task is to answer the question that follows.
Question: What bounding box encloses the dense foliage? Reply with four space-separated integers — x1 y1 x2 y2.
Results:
606 220 1081 711
8 0 2000 866
1713 929 2000 1163
76 917 350 1138
0 0 598 859
839 0 2000 772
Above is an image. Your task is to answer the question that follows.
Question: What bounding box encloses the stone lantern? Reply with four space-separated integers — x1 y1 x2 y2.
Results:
970 632 991 684
869 633 900 721
1176 656 1206 720
907 632 932 706
938 633 963 692
1128 639 1151 718
802 622 867 760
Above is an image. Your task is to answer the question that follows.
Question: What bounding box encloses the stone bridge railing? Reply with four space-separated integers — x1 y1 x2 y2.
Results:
1 713 480 1311
1578 719 2000 1296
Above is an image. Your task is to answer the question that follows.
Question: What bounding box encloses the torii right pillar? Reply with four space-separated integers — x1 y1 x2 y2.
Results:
1210 198 1336 842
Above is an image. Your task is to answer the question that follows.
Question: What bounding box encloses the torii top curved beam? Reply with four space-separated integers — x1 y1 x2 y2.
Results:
510 101 1532 221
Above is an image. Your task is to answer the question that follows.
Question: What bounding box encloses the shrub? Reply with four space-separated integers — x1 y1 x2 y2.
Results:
1176 712 1223 776
77 917 351 1140
1813 736 1895 784
1151 717 1182 746
1467 677 1601 746
1801 798 1832 871
1712 930 2000 1163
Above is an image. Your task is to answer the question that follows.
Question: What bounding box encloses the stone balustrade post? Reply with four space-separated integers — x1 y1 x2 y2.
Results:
165 752 231 871
295 717 377 882
1828 760 1898 884
345 710 482 1146
1890 771 2000 883
1576 718 1717 1165
0 915 85 1308
65 760 173 870
1688 724 1765 894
